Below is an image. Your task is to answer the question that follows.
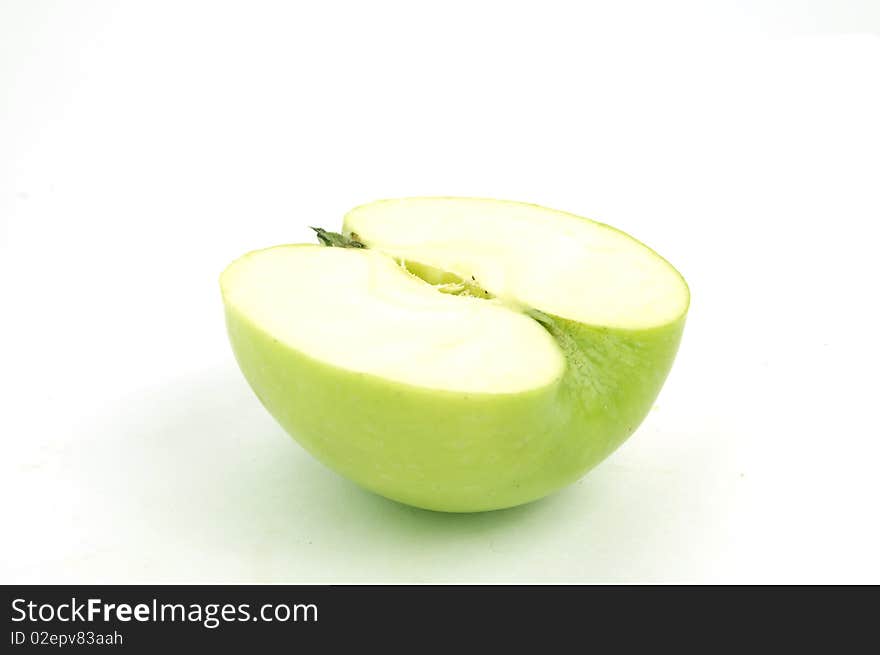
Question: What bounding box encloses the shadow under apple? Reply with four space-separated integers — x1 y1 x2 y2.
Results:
69 366 713 583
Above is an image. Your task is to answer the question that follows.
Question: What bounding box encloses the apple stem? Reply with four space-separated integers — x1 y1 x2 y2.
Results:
310 227 365 249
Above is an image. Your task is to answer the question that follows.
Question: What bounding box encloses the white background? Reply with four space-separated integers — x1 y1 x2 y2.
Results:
2 1 879 583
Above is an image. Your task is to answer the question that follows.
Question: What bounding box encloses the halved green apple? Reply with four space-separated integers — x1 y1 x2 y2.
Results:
221 198 689 512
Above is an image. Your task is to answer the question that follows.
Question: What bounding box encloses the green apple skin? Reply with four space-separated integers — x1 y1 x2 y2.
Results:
223 294 687 512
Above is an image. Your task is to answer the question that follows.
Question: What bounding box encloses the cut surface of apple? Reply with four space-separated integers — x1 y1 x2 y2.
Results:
344 198 688 329
221 198 689 512
222 246 564 394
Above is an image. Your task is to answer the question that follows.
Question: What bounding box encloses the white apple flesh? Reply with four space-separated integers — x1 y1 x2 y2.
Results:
221 198 689 512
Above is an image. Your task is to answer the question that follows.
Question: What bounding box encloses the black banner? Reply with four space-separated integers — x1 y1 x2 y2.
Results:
2 586 875 651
